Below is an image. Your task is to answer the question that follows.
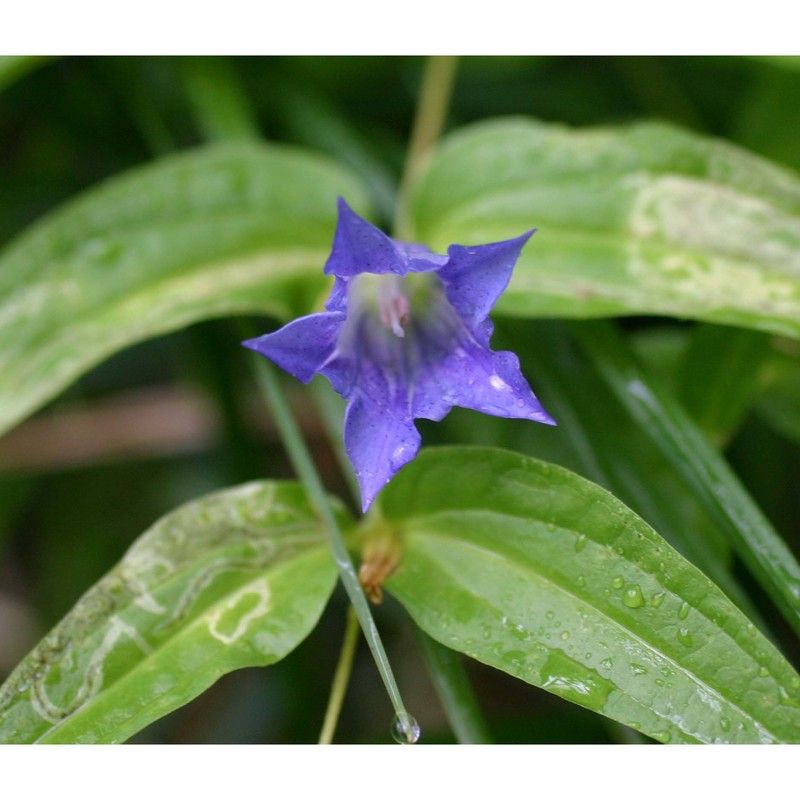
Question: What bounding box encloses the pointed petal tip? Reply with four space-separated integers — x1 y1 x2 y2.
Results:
241 336 263 352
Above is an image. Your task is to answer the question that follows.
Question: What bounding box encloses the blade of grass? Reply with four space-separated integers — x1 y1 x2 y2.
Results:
569 319 800 639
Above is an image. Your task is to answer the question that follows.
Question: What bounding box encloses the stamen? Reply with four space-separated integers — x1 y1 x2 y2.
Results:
377 276 411 338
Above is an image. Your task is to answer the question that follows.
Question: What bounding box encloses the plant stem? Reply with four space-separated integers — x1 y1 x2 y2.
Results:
310 377 491 743
318 606 361 744
251 356 417 741
393 56 459 239
417 631 491 744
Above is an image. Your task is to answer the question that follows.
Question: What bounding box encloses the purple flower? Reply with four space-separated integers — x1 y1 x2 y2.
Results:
244 199 555 512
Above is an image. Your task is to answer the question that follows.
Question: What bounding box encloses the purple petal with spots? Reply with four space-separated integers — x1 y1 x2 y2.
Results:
242 311 344 383
243 199 554 511
439 230 535 346
344 392 421 513
324 198 406 277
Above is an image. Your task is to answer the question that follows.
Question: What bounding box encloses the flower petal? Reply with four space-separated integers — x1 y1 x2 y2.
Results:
344 389 421 512
242 311 344 384
324 198 406 277
414 332 555 425
439 230 535 345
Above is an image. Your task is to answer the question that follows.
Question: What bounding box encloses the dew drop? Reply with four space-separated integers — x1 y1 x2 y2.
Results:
577 575 586 588
650 592 665 608
630 663 648 676
560 631 571 641
720 717 731 732
600 657 614 671
546 610 555 621
678 601 690 620
677 627 693 648
391 712 420 744
611 576 624 589
622 584 645 608
759 666 770 678
575 534 587 552
653 730 672 743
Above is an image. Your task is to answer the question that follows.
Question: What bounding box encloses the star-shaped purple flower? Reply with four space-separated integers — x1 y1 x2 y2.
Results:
244 198 555 512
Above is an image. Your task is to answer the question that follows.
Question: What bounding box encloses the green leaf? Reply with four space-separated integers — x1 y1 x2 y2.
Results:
0 141 369 438
492 320 763 623
381 447 800 744
0 481 344 743
677 324 771 446
180 57 261 142
756 341 800 446
410 118 800 339
569 320 800 638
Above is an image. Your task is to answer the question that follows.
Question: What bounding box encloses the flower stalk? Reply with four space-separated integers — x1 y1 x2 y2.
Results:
250 355 418 742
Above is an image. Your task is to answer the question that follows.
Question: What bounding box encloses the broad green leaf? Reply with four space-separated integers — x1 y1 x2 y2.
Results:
0 481 344 743
381 447 800 744
569 320 800 638
0 142 368 437
489 320 764 625
409 118 800 340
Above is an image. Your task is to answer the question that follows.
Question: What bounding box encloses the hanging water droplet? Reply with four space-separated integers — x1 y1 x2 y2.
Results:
622 584 645 608
391 712 420 744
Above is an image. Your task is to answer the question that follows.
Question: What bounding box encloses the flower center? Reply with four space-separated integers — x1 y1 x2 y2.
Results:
377 275 411 338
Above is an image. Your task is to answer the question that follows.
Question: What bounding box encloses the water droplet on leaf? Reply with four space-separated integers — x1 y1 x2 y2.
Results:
622 584 645 608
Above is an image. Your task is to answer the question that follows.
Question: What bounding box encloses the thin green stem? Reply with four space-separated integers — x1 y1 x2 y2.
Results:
308 378 361 503
393 56 459 239
251 356 417 742
417 631 491 744
318 606 361 744
309 377 492 743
